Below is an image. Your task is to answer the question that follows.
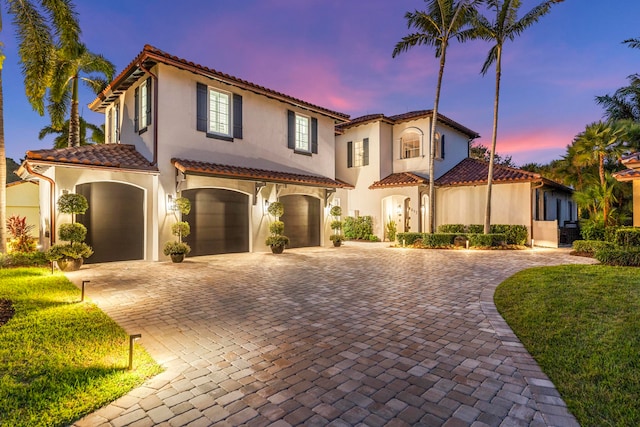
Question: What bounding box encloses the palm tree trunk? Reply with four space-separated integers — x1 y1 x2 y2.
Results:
484 46 502 234
68 74 80 147
0 68 7 252
429 44 447 234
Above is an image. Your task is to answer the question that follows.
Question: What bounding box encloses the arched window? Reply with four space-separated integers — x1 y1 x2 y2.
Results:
401 132 421 159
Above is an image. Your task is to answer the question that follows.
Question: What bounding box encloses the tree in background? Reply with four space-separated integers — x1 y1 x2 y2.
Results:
469 141 516 167
0 0 79 253
39 117 104 148
470 0 562 233
47 42 114 147
393 0 479 233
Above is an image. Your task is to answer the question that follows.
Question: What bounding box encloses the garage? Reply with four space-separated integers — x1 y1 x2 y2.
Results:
182 188 249 256
76 182 145 263
280 195 320 248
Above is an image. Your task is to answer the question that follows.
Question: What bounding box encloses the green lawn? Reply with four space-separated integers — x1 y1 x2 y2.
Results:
0 268 162 427
495 264 640 427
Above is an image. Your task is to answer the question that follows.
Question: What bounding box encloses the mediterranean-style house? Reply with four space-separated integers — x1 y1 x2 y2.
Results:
613 152 640 226
17 45 575 263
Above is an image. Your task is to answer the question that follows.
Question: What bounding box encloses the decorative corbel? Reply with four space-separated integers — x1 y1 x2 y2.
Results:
254 181 266 205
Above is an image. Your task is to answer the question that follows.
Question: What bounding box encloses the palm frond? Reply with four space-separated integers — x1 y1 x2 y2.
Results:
47 88 71 129
41 0 80 49
623 38 640 49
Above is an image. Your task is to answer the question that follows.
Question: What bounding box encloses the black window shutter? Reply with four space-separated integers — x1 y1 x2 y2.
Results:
441 134 445 159
233 94 243 139
311 117 318 154
134 87 139 132
196 83 207 132
363 138 369 166
347 141 353 168
145 77 152 126
115 104 120 142
287 110 295 149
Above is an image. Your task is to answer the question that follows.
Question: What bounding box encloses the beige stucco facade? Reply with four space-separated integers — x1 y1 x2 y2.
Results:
7 181 40 239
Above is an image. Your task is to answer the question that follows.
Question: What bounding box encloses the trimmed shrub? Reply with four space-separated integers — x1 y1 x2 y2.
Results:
467 224 484 234
343 216 374 240
468 233 506 248
396 232 423 246
58 223 87 243
572 240 615 255
613 227 640 247
0 251 49 267
595 247 640 266
269 220 285 235
438 224 465 233
421 233 456 247
491 224 528 245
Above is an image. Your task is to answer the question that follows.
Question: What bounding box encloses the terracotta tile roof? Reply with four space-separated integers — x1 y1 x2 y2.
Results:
172 158 347 188
25 144 158 172
90 45 350 123
613 168 640 181
436 158 540 186
336 110 479 139
621 152 640 168
434 158 572 191
369 172 429 189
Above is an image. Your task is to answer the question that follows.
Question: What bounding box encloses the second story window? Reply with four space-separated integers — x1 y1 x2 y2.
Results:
196 82 243 141
208 89 230 136
347 138 369 168
287 110 318 155
135 77 152 134
401 132 420 159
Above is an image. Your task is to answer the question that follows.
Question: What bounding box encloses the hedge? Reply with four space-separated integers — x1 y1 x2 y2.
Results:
613 227 640 247
343 216 374 240
437 224 465 233
437 224 528 245
396 232 507 248
468 233 506 248
595 247 640 267
572 240 615 255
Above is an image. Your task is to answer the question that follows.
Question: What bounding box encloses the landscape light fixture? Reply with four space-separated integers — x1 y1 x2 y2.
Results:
128 334 142 370
81 280 90 302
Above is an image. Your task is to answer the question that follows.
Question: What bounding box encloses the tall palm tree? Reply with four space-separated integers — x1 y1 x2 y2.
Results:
471 0 561 233
1 0 79 252
392 0 479 233
596 74 640 122
47 42 114 147
39 116 104 148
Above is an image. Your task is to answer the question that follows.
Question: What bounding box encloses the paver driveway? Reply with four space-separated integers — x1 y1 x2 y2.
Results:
69 244 596 427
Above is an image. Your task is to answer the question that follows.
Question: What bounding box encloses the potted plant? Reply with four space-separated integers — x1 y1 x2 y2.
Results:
265 201 289 254
164 197 191 263
329 205 343 247
45 193 93 271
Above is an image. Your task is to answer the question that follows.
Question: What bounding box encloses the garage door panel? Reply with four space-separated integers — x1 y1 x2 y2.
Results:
77 183 144 264
183 189 249 256
280 195 320 248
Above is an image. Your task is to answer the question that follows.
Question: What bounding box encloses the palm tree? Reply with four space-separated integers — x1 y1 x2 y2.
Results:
392 0 479 233
47 42 114 147
39 117 104 148
596 74 640 122
471 0 561 233
0 0 79 252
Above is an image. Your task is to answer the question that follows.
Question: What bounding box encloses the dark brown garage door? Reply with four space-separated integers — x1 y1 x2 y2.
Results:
76 182 144 263
280 195 320 248
182 188 249 256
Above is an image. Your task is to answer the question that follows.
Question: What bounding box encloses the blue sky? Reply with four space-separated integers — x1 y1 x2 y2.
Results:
2 0 639 165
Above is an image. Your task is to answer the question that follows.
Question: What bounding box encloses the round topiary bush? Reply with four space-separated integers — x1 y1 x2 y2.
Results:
58 223 87 243
57 193 89 215
267 201 284 218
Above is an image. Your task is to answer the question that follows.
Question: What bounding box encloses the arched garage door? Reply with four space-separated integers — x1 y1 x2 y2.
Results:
182 188 249 256
280 195 320 248
76 182 144 264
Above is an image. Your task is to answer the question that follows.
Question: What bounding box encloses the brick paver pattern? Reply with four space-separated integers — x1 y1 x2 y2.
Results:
69 245 596 427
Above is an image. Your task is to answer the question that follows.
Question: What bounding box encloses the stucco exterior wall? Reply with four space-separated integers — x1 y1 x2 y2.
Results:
7 181 40 238
436 182 532 231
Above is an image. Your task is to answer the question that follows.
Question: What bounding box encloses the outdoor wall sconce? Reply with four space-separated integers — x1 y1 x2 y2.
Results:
263 199 270 215
128 334 142 370
166 194 177 212
396 205 402 216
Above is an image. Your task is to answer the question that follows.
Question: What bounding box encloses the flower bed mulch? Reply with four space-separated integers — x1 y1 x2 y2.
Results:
0 298 15 326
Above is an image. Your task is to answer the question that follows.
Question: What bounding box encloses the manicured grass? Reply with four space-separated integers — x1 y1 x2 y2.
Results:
495 265 640 427
0 268 162 427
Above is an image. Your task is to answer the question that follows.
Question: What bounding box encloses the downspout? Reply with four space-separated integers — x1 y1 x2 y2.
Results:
138 63 159 166
24 163 56 245
530 180 545 246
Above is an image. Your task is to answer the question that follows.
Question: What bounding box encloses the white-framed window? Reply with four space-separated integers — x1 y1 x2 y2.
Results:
140 80 148 128
401 132 420 159
295 114 310 152
208 88 231 136
354 140 365 167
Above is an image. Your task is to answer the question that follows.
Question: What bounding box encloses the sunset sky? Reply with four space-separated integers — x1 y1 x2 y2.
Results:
2 0 640 166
